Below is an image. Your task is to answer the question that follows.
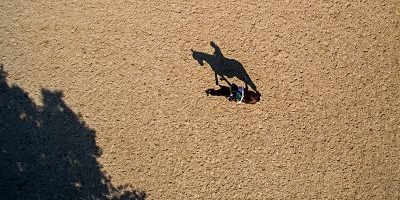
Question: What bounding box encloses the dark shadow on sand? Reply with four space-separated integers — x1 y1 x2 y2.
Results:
191 41 260 95
0 65 146 200
205 82 261 104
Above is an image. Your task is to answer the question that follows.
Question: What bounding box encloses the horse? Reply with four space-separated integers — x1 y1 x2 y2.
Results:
191 41 259 94
206 84 261 104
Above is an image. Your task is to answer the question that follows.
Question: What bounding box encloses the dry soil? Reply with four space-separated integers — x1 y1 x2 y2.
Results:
1 0 399 199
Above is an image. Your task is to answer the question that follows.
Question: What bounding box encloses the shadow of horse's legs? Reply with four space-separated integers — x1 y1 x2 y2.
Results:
220 76 231 86
215 74 231 87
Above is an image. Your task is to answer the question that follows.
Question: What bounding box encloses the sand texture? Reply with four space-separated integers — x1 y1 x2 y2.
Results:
1 0 399 199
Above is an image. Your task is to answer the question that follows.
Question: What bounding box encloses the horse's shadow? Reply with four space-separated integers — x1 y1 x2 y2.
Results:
191 41 260 95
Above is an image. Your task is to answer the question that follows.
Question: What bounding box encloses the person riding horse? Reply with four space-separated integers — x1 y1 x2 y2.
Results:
191 41 260 94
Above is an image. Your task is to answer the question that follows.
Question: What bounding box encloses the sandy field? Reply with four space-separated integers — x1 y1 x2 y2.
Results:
1 0 399 199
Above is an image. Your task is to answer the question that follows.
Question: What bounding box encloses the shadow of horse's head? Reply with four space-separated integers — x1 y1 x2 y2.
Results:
191 49 205 66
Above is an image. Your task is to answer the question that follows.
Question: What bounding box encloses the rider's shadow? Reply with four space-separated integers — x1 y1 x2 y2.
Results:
191 41 260 95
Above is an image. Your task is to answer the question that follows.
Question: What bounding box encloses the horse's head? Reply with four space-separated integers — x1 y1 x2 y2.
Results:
191 49 205 66
255 91 261 102
244 91 261 104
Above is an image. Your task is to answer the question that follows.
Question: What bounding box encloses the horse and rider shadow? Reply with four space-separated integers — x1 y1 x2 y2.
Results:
191 41 261 103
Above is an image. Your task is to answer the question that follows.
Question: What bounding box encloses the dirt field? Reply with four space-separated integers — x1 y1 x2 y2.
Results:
1 0 399 199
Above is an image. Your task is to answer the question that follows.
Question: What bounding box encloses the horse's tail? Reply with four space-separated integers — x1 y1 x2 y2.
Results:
230 60 258 92
245 77 257 92
237 70 258 93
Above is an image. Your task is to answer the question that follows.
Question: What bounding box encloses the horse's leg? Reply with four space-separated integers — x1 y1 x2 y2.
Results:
215 73 219 85
220 76 231 86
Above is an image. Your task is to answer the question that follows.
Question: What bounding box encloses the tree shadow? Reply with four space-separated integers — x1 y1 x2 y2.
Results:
0 65 146 200
191 41 260 95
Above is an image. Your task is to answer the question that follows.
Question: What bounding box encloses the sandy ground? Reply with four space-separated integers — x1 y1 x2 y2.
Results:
1 0 399 199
